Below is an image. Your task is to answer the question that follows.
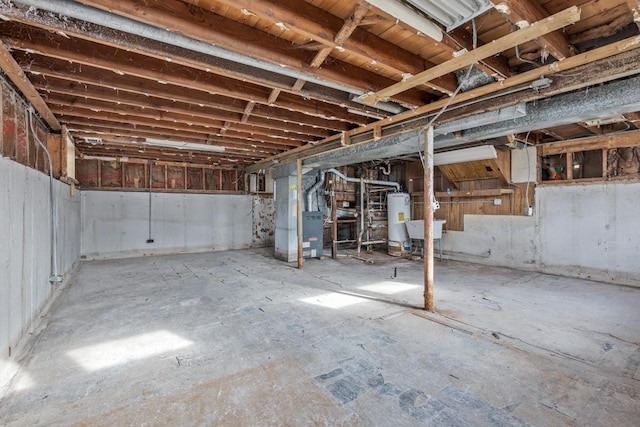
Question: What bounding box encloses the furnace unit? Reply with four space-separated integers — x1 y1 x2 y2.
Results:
302 211 323 258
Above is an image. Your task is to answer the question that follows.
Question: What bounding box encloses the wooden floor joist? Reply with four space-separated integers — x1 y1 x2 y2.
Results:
0 41 60 130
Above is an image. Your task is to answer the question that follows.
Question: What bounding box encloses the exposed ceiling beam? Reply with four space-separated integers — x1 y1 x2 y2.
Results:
24 59 375 127
445 28 511 80
302 75 640 168
59 0 441 105
69 124 288 153
493 0 576 60
43 95 339 137
360 6 581 105
0 41 60 130
57 111 310 147
290 3 371 94
248 36 640 172
436 74 640 148
628 0 640 31
0 1 376 121
433 47 640 125
171 0 458 95
34 77 353 132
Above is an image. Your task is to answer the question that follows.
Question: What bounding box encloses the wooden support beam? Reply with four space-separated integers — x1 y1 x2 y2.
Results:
0 41 60 130
445 29 511 80
297 158 304 270
249 35 640 171
267 89 281 105
46 133 63 178
361 6 581 105
179 0 457 95
541 129 640 156
373 125 382 141
295 3 370 92
358 14 388 26
54 0 434 106
26 65 370 126
0 3 378 124
240 101 256 123
423 127 434 312
38 79 351 131
494 0 575 60
435 188 514 198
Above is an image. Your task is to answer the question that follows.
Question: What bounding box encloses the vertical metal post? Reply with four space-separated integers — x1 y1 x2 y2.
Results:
147 159 154 243
423 127 435 311
297 159 304 269
331 188 337 259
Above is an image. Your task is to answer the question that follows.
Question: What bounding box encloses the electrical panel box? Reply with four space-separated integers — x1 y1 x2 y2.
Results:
302 211 323 259
249 172 274 193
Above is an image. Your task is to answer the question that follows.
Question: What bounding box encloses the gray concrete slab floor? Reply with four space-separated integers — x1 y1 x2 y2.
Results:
1 248 639 426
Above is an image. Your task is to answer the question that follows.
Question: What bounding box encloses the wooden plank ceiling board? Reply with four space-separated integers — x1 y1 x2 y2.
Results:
0 0 637 168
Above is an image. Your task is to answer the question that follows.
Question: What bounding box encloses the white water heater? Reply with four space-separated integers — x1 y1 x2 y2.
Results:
387 192 411 256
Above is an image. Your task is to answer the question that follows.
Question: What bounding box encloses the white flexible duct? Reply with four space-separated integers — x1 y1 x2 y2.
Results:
305 171 325 212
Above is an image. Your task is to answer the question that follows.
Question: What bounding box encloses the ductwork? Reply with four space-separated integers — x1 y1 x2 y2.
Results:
305 171 326 212
14 0 371 98
327 168 400 191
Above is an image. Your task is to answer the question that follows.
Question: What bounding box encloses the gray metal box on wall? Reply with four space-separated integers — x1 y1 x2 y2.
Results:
302 211 323 258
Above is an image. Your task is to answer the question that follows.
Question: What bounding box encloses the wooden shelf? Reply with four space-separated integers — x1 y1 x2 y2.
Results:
435 188 514 198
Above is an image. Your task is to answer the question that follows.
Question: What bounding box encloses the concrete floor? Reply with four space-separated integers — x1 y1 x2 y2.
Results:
1 248 639 426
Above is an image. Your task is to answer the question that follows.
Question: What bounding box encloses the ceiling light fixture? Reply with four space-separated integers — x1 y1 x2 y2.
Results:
363 0 443 41
434 145 497 166
144 138 225 153
405 0 494 32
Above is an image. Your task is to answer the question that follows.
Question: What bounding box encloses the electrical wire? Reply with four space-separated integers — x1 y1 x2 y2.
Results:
523 131 532 213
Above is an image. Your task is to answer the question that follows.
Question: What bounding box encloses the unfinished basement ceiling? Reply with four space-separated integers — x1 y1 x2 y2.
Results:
0 0 639 168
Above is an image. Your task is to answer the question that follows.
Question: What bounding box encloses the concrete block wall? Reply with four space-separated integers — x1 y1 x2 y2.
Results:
442 181 640 287
80 191 253 259
0 156 81 366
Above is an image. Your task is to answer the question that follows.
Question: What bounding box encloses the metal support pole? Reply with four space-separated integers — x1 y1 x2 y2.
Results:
297 159 304 269
331 188 337 259
423 127 435 311
147 159 154 243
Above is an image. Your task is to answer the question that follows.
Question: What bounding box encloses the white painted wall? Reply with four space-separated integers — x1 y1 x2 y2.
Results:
0 156 81 365
442 181 640 287
80 191 253 259
537 182 640 286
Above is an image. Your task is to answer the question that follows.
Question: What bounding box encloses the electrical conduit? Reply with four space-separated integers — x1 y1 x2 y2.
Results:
28 108 62 283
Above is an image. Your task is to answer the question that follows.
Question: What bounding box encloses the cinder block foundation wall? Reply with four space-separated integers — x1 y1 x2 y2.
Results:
80 190 254 259
0 156 80 369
